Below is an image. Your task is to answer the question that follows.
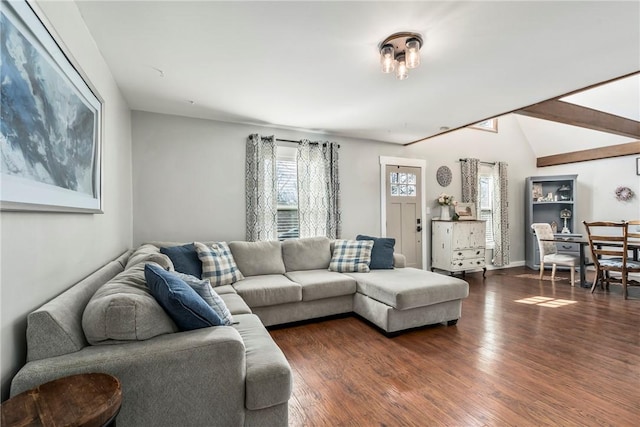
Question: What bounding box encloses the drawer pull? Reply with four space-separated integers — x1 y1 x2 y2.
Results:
561 245 572 249
458 252 463 256
476 250 481 255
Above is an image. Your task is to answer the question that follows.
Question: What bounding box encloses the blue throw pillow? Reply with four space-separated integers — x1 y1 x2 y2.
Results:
160 244 203 278
144 263 223 330
356 235 395 269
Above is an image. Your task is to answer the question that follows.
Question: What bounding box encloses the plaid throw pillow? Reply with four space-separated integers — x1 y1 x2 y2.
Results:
329 239 374 273
194 242 244 286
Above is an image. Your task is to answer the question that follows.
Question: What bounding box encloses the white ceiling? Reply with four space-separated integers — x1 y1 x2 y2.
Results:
74 1 640 145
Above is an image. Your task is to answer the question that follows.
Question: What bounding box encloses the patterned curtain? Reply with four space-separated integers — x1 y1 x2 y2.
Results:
245 134 277 241
492 162 510 266
323 142 341 239
297 141 341 238
461 158 479 205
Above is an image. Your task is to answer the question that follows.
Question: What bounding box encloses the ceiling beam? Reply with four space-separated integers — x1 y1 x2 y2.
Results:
536 141 640 167
516 99 640 139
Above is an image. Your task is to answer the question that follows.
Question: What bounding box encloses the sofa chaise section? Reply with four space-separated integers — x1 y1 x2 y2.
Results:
347 268 469 333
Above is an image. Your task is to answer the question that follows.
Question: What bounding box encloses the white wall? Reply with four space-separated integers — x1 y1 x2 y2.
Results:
0 1 133 399
131 111 406 245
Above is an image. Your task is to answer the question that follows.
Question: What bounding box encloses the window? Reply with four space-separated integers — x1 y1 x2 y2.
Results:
479 168 494 248
276 146 299 240
389 172 417 197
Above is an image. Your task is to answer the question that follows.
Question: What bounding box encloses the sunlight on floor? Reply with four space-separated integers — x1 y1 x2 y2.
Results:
514 296 578 308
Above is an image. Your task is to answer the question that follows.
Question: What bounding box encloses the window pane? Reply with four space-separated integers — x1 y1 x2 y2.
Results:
391 185 399 195
399 173 407 184
407 185 416 196
390 172 398 183
407 173 416 184
276 147 299 240
399 185 407 195
277 158 298 206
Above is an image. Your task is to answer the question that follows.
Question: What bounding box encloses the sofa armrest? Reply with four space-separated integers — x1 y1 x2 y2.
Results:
11 327 246 426
393 253 406 268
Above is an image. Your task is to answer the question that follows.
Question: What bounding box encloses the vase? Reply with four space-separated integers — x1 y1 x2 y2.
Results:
440 205 451 220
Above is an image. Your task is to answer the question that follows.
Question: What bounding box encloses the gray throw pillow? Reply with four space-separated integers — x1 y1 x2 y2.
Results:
175 272 234 326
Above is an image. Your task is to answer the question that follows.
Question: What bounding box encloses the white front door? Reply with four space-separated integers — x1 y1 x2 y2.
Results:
385 165 423 269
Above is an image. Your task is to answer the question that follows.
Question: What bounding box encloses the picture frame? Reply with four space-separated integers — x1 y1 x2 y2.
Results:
469 118 498 133
455 203 477 220
1 0 103 213
532 183 543 200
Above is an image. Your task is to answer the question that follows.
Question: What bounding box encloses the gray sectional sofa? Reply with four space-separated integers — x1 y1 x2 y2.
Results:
10 237 469 426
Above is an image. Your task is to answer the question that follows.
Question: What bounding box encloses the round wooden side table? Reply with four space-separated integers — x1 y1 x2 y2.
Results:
1 373 122 427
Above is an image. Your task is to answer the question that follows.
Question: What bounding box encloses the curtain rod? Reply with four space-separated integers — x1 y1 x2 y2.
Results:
276 138 340 148
458 158 496 166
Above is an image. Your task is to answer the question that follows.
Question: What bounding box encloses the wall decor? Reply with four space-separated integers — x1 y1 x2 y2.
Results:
454 202 476 220
0 0 103 213
614 186 634 202
469 118 498 133
436 166 452 187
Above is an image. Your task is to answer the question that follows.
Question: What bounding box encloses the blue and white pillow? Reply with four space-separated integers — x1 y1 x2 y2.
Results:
175 272 234 326
194 241 244 286
144 263 224 331
329 239 374 273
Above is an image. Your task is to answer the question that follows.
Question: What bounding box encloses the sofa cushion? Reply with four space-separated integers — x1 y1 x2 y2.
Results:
144 264 224 330
345 268 469 310
232 314 292 410
212 284 237 295
284 270 357 301
356 235 395 270
220 293 252 315
176 272 234 326
229 241 286 276
329 239 374 273
233 275 302 307
281 237 332 271
194 241 244 286
160 243 202 278
82 263 178 344
125 244 173 271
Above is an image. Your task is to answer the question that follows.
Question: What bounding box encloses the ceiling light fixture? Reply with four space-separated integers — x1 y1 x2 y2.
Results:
379 32 423 80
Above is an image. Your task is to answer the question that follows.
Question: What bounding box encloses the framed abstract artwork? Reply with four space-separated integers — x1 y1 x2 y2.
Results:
1 0 103 213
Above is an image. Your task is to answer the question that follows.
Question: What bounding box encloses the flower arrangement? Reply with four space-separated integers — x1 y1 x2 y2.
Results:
437 193 455 206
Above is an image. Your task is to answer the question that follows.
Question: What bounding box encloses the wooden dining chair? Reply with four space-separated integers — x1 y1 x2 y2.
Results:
531 223 577 285
582 221 640 299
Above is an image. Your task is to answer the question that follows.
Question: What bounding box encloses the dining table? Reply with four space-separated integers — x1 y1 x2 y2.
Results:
541 236 640 288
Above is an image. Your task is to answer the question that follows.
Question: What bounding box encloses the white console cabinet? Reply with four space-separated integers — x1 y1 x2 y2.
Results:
431 220 486 276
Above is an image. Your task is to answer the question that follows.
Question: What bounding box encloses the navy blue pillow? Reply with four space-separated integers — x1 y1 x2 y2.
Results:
160 243 202 278
356 235 395 269
144 263 223 330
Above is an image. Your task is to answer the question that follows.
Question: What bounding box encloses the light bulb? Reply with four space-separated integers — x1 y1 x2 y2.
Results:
380 44 395 73
395 53 408 80
405 38 421 69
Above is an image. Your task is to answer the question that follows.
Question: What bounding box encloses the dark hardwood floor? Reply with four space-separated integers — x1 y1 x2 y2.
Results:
269 267 640 426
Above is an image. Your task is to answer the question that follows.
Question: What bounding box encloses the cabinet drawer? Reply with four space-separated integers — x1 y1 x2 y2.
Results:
556 242 579 253
452 248 485 260
450 258 485 270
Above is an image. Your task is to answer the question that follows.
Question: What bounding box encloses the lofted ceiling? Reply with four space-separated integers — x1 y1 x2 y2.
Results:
73 1 640 145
